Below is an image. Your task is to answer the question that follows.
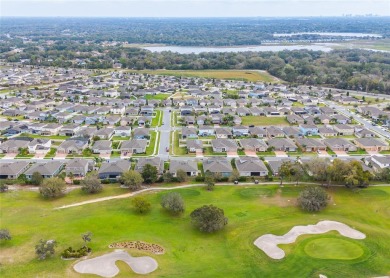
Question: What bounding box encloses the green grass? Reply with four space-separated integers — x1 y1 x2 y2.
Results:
204 147 227 156
44 148 57 158
172 132 191 156
126 70 279 83
348 149 368 155
19 133 70 140
151 110 162 127
145 94 172 100
112 136 131 141
303 237 365 260
257 151 276 156
241 116 289 126
0 185 390 277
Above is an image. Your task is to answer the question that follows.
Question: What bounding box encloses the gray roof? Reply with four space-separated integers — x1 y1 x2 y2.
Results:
187 139 203 149
135 157 163 172
170 159 198 173
296 138 326 148
66 158 89 169
324 138 355 148
24 161 64 176
211 139 238 149
120 139 148 150
240 138 267 148
98 160 131 175
235 156 268 172
355 138 388 147
0 161 29 175
93 140 112 150
203 157 233 173
267 138 296 148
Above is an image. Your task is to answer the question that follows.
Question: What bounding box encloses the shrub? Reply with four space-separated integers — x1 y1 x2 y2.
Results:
132 196 151 214
0 229 11 240
195 176 205 182
35 239 57 260
161 192 185 214
81 175 103 194
61 246 91 259
121 170 144 190
39 177 66 199
73 180 81 185
298 186 329 212
0 184 9 193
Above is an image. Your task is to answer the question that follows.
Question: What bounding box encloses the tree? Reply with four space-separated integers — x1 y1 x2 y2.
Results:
141 164 158 184
229 169 240 182
31 172 43 186
132 196 151 214
39 177 66 199
204 171 215 191
35 239 57 260
290 162 305 185
81 175 103 194
279 161 293 185
161 192 185 214
121 170 144 191
81 232 92 248
176 169 188 183
298 186 329 212
0 229 11 240
304 158 330 185
190 205 228 233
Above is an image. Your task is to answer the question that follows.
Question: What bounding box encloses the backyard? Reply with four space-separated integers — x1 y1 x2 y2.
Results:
241 116 289 126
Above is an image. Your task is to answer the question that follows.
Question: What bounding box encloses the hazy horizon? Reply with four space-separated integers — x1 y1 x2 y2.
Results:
1 0 389 17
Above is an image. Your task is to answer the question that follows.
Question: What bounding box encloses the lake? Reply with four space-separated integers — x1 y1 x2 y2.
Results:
143 44 335 54
273 32 382 38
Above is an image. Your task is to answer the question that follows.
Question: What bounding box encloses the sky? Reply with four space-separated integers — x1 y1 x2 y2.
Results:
1 0 389 17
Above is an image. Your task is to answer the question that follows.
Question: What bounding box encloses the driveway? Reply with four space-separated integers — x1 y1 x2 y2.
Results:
196 150 204 158
3 153 17 159
274 151 288 157
245 150 257 157
54 152 67 159
334 150 348 157
227 151 239 157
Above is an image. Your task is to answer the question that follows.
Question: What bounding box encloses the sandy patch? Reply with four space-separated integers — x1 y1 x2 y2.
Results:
109 241 165 255
254 220 366 260
73 250 158 277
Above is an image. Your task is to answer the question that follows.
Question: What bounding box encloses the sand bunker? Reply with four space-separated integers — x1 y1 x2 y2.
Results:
73 250 158 277
109 241 165 255
254 220 366 260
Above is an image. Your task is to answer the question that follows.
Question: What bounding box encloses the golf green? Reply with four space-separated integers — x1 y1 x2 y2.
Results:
304 237 364 260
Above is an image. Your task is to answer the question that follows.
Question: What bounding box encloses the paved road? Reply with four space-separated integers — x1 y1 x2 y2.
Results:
157 108 171 159
325 101 390 139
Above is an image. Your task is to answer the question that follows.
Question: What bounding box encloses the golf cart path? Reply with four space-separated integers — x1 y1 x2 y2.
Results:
55 182 324 210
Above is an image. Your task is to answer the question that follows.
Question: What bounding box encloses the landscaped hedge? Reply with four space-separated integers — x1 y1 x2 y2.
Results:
61 246 91 259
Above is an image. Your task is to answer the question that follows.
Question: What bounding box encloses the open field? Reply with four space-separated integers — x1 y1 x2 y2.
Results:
145 94 172 101
0 185 389 277
125 70 279 83
241 116 289 126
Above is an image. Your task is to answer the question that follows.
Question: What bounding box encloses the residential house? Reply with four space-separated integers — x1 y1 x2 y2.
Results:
65 158 89 177
169 160 198 177
0 161 30 179
181 127 198 139
40 123 62 136
95 127 114 140
203 157 233 177
98 160 131 179
235 156 268 177
27 138 51 154
114 126 131 137
295 138 327 152
24 161 64 179
334 124 354 136
215 127 232 139
186 140 203 153
266 126 285 138
239 138 267 152
324 138 357 152
0 137 32 154
299 124 319 136
267 138 297 151
135 157 164 174
198 125 215 137
211 139 238 152
354 138 389 152
318 126 337 137
133 128 150 139
57 138 89 154
232 125 249 137
249 127 267 138
92 140 112 154
120 139 148 155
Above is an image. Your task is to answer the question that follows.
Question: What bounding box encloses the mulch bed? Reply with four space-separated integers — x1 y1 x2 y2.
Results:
109 241 165 255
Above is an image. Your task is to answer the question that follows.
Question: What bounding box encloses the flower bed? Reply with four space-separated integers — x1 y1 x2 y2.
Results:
109 241 165 255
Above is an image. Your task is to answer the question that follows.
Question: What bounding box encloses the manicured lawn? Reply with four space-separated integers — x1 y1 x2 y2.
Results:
172 132 191 156
20 133 70 140
241 116 289 126
111 136 131 141
44 148 57 158
348 149 368 155
0 185 389 277
126 70 279 83
145 93 171 100
204 147 227 156
257 151 276 156
151 110 163 127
